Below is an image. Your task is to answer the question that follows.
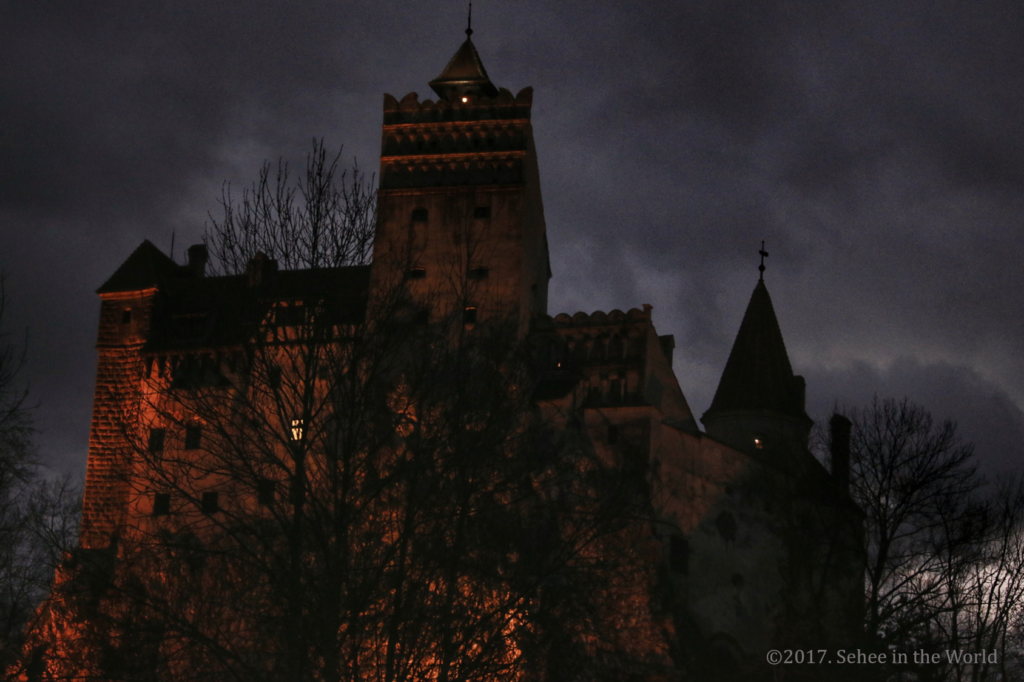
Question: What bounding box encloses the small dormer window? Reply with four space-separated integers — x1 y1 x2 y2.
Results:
411 208 428 222
473 205 491 220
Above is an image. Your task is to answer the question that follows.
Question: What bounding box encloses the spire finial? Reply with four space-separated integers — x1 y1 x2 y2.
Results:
758 241 769 280
466 3 473 37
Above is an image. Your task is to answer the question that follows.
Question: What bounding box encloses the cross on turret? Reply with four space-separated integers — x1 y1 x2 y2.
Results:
758 241 769 280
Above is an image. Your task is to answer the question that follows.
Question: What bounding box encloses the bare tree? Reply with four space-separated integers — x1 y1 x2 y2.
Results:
833 396 1024 682
36 142 669 681
0 275 81 680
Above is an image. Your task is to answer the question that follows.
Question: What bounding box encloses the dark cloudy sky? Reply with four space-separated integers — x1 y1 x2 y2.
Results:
3 1 1023 478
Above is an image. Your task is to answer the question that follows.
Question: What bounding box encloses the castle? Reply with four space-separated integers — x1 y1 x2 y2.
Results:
28 27 864 681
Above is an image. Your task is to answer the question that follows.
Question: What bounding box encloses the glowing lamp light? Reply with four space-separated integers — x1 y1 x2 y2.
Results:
754 438 763 449
462 96 468 103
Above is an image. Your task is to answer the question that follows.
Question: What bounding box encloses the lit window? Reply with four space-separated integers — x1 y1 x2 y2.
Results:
185 425 202 450
290 419 304 442
153 493 171 516
148 428 165 453
201 492 219 515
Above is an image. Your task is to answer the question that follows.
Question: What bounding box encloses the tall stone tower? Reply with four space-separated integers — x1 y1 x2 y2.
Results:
372 26 551 332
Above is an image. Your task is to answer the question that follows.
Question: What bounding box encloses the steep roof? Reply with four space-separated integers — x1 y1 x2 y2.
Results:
144 265 371 352
705 279 807 419
97 240 182 294
429 37 499 99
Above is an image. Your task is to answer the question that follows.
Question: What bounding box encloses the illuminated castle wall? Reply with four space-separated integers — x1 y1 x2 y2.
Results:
62 29 864 677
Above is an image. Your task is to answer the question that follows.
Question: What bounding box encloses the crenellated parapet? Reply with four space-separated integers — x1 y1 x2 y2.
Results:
383 87 532 125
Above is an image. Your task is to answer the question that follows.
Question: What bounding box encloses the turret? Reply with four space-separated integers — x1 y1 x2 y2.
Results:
701 251 812 457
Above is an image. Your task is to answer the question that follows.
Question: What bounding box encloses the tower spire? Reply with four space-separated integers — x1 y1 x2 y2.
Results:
758 240 769 280
467 3 473 37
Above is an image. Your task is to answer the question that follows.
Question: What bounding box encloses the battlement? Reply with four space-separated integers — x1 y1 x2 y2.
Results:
550 307 651 328
383 87 533 125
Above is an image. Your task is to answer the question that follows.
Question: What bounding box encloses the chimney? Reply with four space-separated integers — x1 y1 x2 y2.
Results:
246 252 278 288
187 244 208 278
830 413 851 491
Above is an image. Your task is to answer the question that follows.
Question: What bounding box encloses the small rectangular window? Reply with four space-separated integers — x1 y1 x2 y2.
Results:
463 307 477 325
121 308 132 324
185 425 202 450
257 480 276 507
607 425 619 445
669 536 689 575
274 305 305 327
153 493 171 516
468 267 489 280
148 428 166 453
413 309 430 325
268 366 282 389
406 267 427 280
411 208 429 222
201 492 219 515
473 205 491 219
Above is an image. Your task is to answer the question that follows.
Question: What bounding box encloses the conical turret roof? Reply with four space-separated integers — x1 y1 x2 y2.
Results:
429 36 499 99
97 240 180 294
705 279 807 419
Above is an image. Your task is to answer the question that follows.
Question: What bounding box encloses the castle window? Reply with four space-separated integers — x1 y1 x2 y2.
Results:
413 309 430 325
121 308 132 324
473 205 491 219
608 425 620 445
463 307 477 325
275 304 305 327
468 267 489 280
201 492 219 515
148 428 166 454
185 425 202 450
669 536 689 575
269 366 282 389
290 419 304 442
153 493 171 517
609 379 623 404
411 208 428 222
257 480 276 506
406 267 427 280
